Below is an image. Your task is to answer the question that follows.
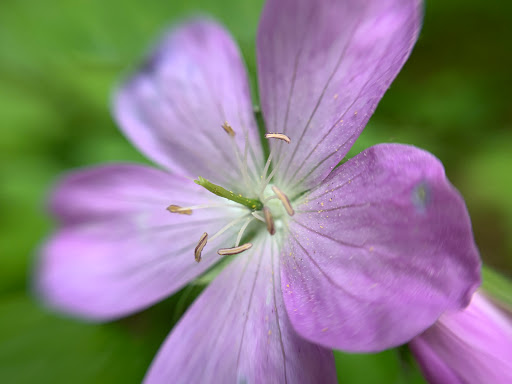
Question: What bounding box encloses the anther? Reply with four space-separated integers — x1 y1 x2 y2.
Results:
194 232 208 262
271 186 295 216
265 133 291 144
263 207 276 235
222 121 236 137
167 205 192 215
217 243 253 256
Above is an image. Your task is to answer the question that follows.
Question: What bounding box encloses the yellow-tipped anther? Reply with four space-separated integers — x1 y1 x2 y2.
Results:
167 205 193 215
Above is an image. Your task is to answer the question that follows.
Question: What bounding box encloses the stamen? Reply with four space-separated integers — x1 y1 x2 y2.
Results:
209 215 250 242
218 243 253 256
166 205 192 215
265 133 291 144
263 195 279 204
236 217 253 247
271 186 295 216
194 232 208 262
258 151 275 201
221 121 235 137
221 121 257 190
260 155 285 193
251 211 265 222
259 133 292 197
263 207 275 235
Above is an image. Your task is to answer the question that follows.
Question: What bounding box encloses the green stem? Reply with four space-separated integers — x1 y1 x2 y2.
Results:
194 177 263 211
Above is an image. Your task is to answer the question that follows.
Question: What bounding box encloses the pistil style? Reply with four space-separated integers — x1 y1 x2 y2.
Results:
194 177 263 211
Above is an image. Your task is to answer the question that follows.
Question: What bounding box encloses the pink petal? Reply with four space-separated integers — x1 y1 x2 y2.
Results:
114 20 262 189
410 291 512 384
257 0 422 189
144 238 337 383
37 164 241 320
281 144 481 352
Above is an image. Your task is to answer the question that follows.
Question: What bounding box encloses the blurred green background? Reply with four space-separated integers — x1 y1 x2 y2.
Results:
1 0 511 382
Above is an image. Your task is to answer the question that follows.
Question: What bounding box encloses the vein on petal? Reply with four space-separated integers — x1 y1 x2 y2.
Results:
279 9 367 184
236 237 267 373
271 239 288 384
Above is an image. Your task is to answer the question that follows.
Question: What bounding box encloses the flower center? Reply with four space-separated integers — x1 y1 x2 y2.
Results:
167 120 295 262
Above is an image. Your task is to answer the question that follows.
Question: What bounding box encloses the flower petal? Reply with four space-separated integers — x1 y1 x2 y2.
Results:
37 164 243 320
144 237 337 383
410 291 512 384
281 144 481 352
257 0 422 189
114 20 263 189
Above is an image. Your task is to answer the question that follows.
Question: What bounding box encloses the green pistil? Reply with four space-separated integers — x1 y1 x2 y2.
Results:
194 177 263 211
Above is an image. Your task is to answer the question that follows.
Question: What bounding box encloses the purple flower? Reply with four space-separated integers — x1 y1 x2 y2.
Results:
37 0 481 382
410 291 512 384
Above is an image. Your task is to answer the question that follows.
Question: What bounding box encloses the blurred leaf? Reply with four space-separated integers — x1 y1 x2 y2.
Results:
334 349 426 384
0 294 152 383
482 265 512 311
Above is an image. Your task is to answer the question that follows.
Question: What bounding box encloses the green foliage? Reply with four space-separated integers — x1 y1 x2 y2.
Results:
482 266 512 311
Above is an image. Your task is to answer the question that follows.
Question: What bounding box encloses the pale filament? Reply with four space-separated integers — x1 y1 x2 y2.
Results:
258 133 291 197
208 215 251 243
236 217 254 247
259 154 286 197
260 150 273 191
251 211 265 222
262 195 279 204
222 121 259 191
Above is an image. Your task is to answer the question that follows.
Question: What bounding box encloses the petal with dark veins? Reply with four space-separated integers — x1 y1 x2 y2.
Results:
145 237 337 384
281 144 481 352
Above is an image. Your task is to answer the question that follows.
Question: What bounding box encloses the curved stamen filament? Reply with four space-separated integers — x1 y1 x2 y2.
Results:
259 133 290 198
251 211 265 223
209 215 250 243
262 195 279 204
260 151 273 189
222 121 258 190
236 217 254 247
259 155 286 195
218 243 253 256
